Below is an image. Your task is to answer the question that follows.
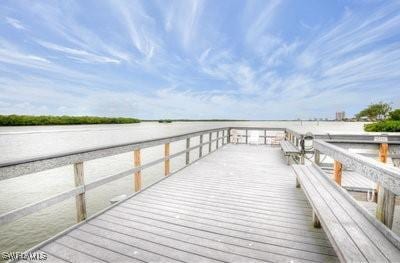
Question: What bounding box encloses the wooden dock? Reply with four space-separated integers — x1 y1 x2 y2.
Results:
1 127 400 262
24 145 337 262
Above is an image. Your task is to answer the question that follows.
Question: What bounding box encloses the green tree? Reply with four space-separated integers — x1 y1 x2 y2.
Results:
355 102 392 121
389 109 400 121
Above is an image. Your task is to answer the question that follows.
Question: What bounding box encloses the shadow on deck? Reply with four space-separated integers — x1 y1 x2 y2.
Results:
23 145 338 262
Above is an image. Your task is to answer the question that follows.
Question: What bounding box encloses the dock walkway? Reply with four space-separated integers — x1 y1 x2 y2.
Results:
28 145 337 262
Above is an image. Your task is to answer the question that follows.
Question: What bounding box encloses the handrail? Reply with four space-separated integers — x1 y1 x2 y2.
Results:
0 126 289 227
0 127 228 180
314 134 400 142
314 139 400 194
314 139 400 228
2 126 398 229
0 127 230 226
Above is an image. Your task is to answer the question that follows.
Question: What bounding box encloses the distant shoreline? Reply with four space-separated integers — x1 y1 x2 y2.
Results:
0 115 140 126
0 114 369 126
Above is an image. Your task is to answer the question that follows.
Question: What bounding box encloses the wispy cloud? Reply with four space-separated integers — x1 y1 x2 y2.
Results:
35 40 121 64
5 17 26 30
160 0 205 50
0 0 399 119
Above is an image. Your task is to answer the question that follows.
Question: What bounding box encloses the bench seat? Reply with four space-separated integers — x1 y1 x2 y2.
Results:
292 164 400 262
280 141 300 164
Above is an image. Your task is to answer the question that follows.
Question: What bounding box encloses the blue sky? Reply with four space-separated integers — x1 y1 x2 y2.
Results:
0 0 399 120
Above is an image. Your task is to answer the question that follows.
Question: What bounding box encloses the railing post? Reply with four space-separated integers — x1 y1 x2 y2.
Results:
164 143 170 176
216 131 219 149
186 138 190 165
314 150 320 165
379 143 389 163
74 162 87 222
222 130 225 145
227 128 231 143
209 132 212 153
134 149 141 192
300 153 305 165
376 143 395 228
333 160 342 186
245 129 248 144
264 129 267 144
199 135 203 158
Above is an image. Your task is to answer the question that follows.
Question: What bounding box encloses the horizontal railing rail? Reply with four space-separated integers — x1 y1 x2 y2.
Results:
314 133 400 142
2 126 398 229
228 127 286 144
0 127 228 180
314 140 400 194
313 139 400 228
0 127 230 226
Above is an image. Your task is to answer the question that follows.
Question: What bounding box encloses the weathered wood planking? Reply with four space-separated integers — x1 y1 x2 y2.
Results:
314 139 400 195
133 149 141 192
332 160 342 186
376 143 396 228
293 164 400 262
164 143 170 176
0 128 229 180
23 145 338 263
280 140 300 165
74 162 87 222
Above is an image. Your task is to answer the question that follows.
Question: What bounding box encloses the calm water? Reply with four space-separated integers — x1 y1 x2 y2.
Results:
0 121 366 254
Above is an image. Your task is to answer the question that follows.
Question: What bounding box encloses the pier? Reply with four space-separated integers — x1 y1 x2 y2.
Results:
1 127 400 262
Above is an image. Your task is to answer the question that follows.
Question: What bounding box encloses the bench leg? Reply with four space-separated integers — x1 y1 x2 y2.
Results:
312 210 321 228
376 185 396 229
296 176 300 188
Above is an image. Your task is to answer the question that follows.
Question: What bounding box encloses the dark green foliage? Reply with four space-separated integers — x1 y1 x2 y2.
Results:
355 102 392 121
158 119 172 123
364 120 400 132
0 115 140 126
389 109 400 121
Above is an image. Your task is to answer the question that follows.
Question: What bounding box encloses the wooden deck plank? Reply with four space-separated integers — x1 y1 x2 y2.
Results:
27 145 337 262
97 211 335 256
121 201 316 233
131 194 313 225
115 204 326 239
138 191 313 222
41 242 106 263
149 183 310 205
80 222 219 263
56 235 144 262
92 214 335 262
137 189 314 220
37 251 68 263
83 218 265 262
105 209 332 248
68 229 182 263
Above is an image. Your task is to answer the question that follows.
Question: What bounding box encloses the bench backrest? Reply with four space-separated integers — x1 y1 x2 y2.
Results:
314 139 400 195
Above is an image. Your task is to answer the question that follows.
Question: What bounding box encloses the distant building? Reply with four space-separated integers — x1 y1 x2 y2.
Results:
336 111 345 121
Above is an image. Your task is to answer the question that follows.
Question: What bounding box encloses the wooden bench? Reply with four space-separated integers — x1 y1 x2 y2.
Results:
292 163 400 262
280 140 300 164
